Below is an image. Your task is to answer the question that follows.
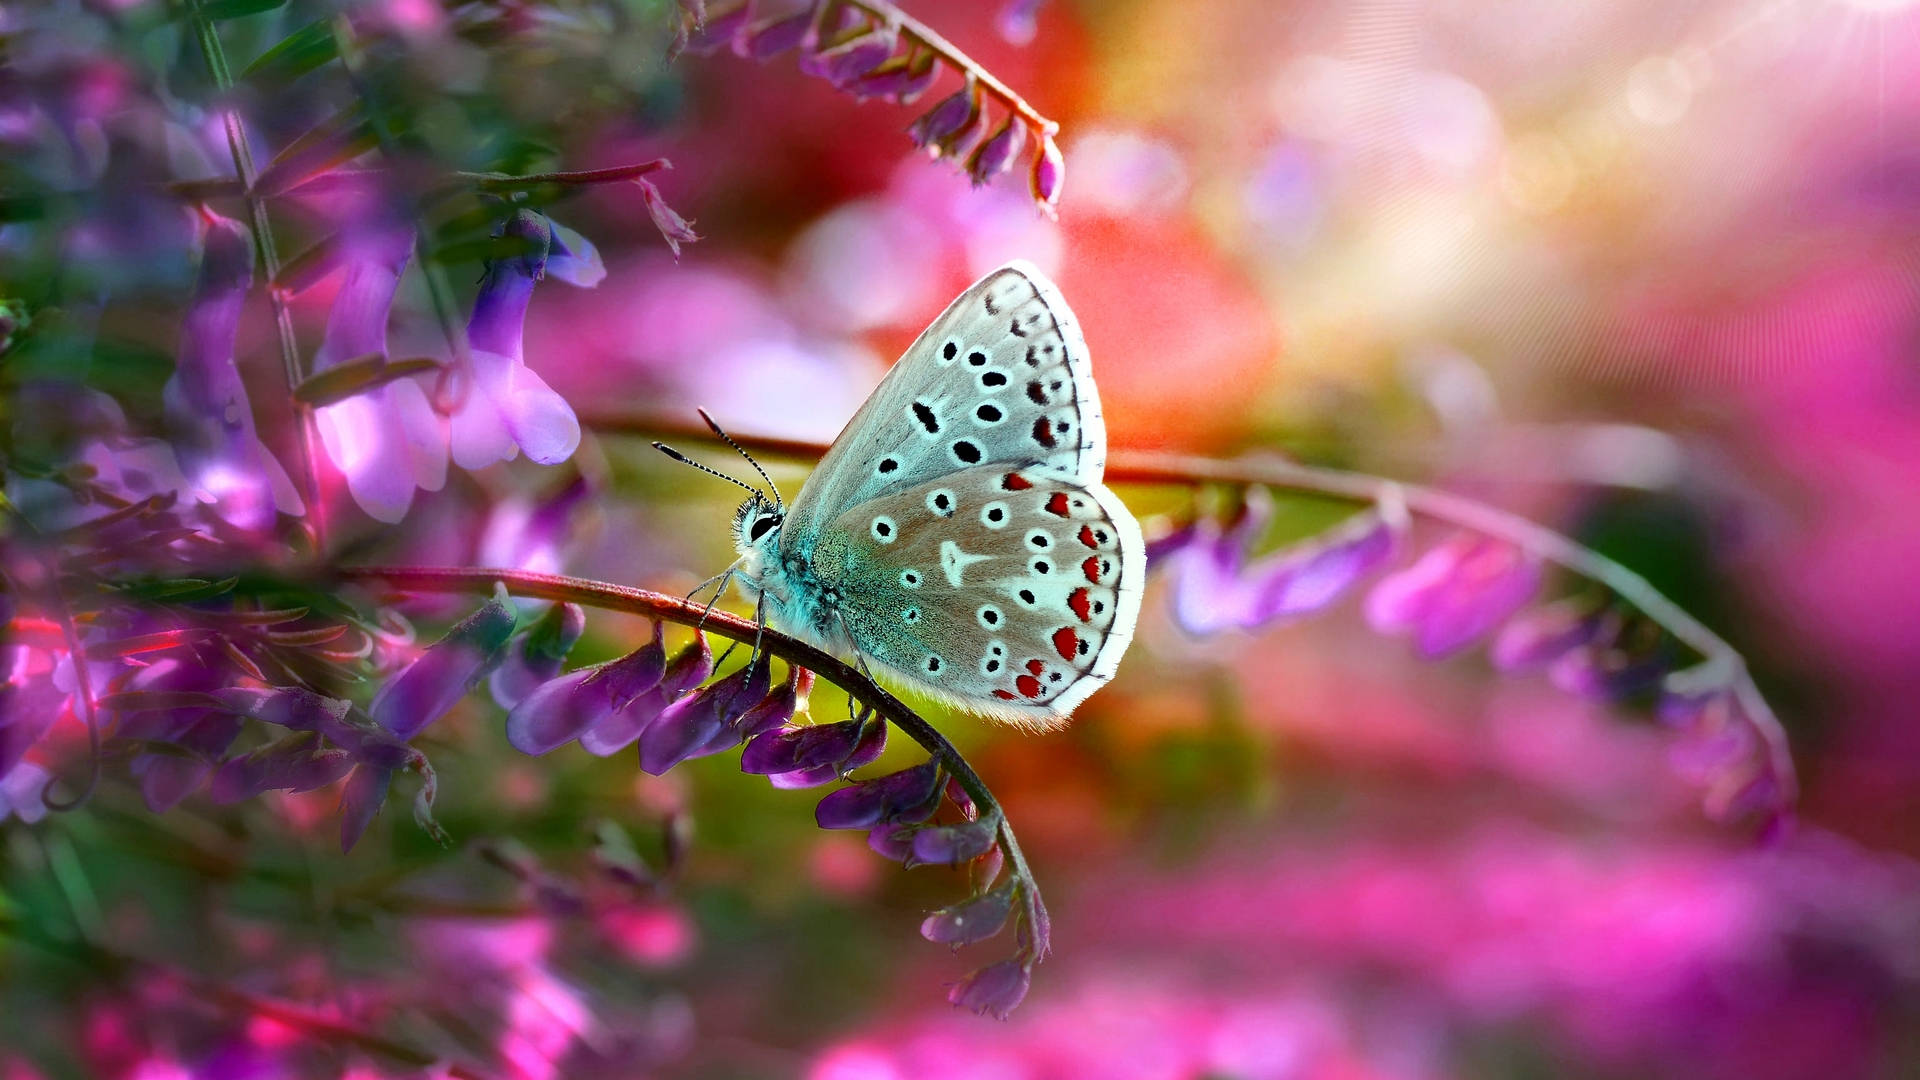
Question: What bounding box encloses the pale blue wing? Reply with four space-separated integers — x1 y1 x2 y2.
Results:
782 262 1106 553
803 465 1145 727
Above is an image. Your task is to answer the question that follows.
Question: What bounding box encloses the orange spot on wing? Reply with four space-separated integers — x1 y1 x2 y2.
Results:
1082 556 1103 583
994 689 1018 701
1001 473 1032 491
1068 587 1093 621
1016 674 1043 698
1025 658 1045 675
1045 493 1071 517
1052 627 1079 661
1078 525 1098 548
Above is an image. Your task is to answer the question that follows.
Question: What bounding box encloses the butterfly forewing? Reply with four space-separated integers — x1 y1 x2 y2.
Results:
783 261 1106 548
812 464 1144 726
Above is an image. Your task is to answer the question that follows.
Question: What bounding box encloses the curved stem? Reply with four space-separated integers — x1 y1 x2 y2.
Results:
594 412 1796 806
843 0 1059 135
333 566 1047 938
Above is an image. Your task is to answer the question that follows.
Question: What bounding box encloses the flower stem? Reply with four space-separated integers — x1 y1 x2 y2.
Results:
333 566 1049 946
588 412 1796 807
326 17 475 413
181 0 327 548
842 0 1059 135
455 159 673 192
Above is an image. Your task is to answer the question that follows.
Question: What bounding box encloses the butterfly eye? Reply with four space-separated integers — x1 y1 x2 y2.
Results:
748 514 780 541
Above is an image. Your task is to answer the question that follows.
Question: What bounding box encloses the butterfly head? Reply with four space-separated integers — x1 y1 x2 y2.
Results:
731 491 784 557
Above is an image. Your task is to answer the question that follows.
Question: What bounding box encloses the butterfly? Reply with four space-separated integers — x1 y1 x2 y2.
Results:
669 261 1144 729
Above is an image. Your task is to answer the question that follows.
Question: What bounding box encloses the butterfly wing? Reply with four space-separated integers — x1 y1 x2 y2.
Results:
808 464 1144 728
783 261 1107 548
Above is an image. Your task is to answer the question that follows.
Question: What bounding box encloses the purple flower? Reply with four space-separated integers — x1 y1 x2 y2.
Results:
805 25 899 87
489 602 587 709
209 740 354 804
368 594 517 740
868 821 918 862
0 763 52 824
683 3 752 55
1490 598 1611 671
449 211 596 472
736 4 818 60
130 752 212 812
742 708 888 786
738 666 813 738
164 209 303 531
948 958 1031 1019
815 760 942 830
911 816 999 866
638 658 773 775
908 81 983 158
477 473 595 577
1167 489 1405 634
507 628 670 756
966 119 1027 187
1030 131 1065 215
308 223 449 524
339 762 394 853
1365 533 1542 657
579 632 712 756
852 51 940 103
921 878 1018 946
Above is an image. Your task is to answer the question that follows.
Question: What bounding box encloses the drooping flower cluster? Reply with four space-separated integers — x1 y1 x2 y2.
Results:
1150 484 1795 839
683 0 1066 213
492 612 1046 1017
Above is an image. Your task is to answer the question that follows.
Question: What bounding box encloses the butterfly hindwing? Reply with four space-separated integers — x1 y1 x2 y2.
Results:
783 261 1106 548
810 464 1145 727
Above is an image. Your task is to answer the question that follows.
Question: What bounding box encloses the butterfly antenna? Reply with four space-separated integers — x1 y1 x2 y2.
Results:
652 442 767 504
697 408 784 512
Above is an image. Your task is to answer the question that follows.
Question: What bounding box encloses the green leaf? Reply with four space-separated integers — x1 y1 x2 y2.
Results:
200 0 288 20
294 355 445 408
240 19 337 85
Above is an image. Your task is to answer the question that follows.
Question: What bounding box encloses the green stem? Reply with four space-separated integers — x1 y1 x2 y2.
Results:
182 0 327 548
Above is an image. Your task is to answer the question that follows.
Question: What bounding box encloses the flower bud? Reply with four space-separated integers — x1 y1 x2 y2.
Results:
921 878 1017 946
1029 132 1064 215
854 50 939 103
1490 599 1607 672
131 752 209 813
911 817 998 866
489 602 587 709
736 5 816 60
908 81 982 158
579 632 711 756
368 594 517 740
683 2 751 55
339 764 393 853
814 761 941 830
638 659 769 774
738 665 811 738
965 119 1027 187
947 958 1031 1019
806 26 898 87
868 822 917 862
1366 534 1541 658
